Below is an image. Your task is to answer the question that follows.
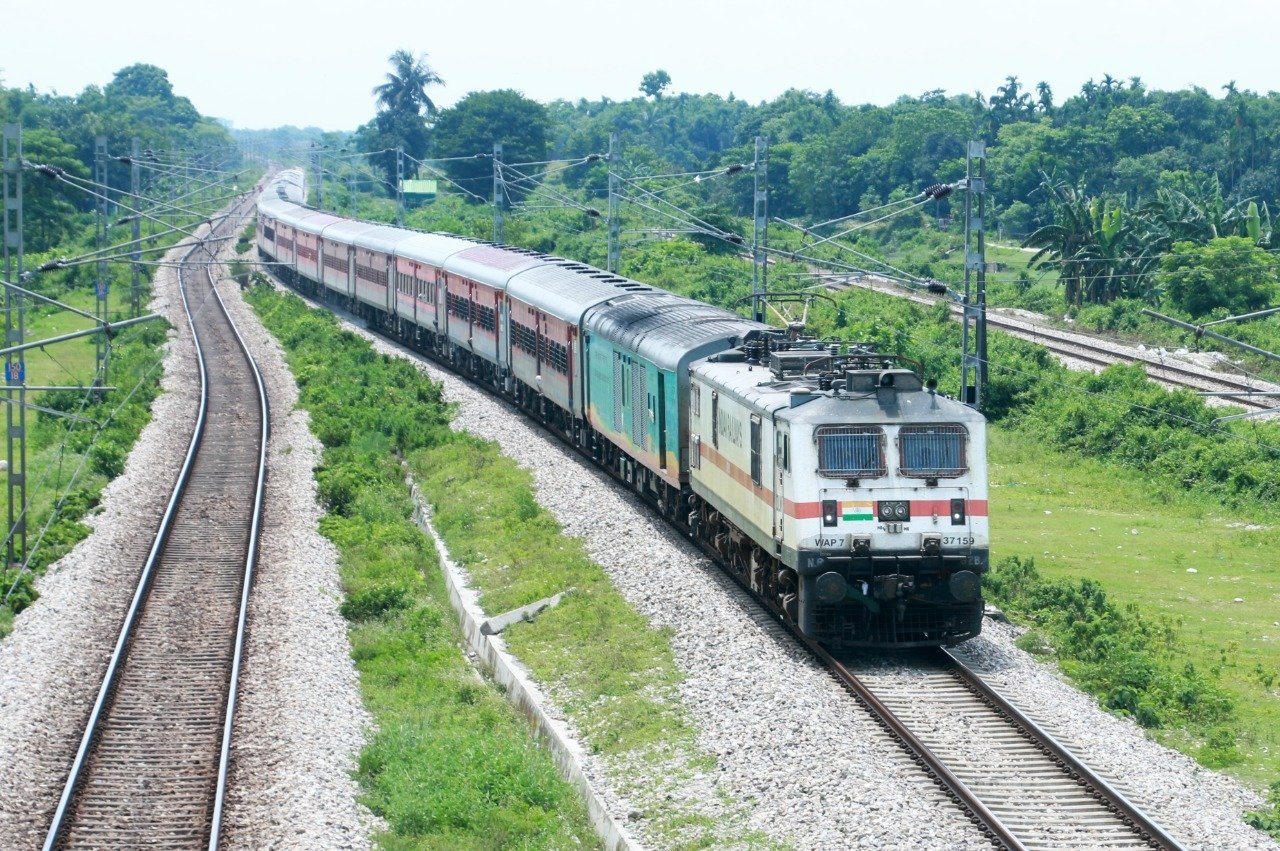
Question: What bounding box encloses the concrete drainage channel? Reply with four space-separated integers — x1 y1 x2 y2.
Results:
404 475 637 851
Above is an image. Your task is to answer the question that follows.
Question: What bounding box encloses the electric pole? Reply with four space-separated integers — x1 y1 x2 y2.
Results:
607 133 621 273
3 124 25 567
94 136 109 393
317 144 325 210
492 142 504 244
130 138 141 318
959 140 988 409
751 135 769 324
395 147 405 226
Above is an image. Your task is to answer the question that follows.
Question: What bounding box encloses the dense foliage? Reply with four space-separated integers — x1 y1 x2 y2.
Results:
1 64 237 252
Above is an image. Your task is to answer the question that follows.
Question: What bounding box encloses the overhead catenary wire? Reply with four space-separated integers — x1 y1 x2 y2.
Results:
42 168 227 244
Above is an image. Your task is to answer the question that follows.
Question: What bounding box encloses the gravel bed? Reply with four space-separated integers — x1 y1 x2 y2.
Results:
212 214 378 849
297 298 990 850
952 620 1277 850
0 228 208 847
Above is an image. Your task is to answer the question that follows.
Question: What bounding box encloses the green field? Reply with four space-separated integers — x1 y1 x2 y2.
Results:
989 426 1280 787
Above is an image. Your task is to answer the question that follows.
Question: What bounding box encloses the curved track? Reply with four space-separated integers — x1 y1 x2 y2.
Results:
43 206 269 850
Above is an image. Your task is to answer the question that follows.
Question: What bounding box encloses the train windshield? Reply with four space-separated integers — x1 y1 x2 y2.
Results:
817 426 886 477
898 424 967 477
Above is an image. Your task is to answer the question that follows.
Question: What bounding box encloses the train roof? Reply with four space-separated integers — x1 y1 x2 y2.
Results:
691 352 986 426
396 232 477 266
584 292 767 371
443 244 548 287
352 224 418 254
271 170 306 204
321 220 383 243
257 198 298 221
506 261 658 324
292 209 346 236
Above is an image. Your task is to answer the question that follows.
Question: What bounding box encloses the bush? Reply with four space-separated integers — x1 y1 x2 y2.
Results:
340 584 411 621
1246 782 1280 839
1015 282 1063 314
987 556 1238 743
1 567 39 613
90 439 128 478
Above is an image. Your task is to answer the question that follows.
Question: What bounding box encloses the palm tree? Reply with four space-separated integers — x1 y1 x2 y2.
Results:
1035 81 1054 114
373 50 444 117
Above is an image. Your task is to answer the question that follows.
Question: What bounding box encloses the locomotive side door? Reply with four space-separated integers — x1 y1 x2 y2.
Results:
772 416 788 546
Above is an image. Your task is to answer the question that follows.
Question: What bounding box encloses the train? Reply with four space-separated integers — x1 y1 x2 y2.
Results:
256 169 990 648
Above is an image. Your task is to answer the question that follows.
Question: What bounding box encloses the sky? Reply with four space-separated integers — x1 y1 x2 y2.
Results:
6 0 1278 130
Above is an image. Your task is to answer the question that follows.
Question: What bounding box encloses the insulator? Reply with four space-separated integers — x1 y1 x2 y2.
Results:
585 208 601 218
726 234 745 244
923 183 953 200
585 154 602 163
725 164 745 175
926 280 949 295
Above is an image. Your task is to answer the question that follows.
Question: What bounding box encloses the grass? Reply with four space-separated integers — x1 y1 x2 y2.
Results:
989 425 1280 789
327 466 599 850
246 285 602 849
409 432 777 848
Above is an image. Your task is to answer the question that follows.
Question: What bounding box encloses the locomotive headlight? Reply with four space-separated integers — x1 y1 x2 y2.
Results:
877 500 910 521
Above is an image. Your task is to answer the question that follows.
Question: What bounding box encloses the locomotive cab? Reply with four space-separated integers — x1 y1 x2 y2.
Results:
688 338 988 648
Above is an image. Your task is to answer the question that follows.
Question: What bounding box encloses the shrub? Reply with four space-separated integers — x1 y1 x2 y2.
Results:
986 556 1237 743
340 584 411 621
90 439 127 478
1246 782 1280 839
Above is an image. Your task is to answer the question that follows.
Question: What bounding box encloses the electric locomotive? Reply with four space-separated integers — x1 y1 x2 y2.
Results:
687 336 988 647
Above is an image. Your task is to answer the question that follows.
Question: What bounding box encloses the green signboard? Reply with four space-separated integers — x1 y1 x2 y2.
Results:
401 179 438 197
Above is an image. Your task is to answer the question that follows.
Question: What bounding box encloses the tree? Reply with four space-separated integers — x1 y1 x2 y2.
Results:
1158 237 1280 317
430 90 549 200
1024 177 1159 305
19 129 87 251
373 50 444 117
104 64 175 101
363 51 444 188
1035 81 1054 114
639 70 671 100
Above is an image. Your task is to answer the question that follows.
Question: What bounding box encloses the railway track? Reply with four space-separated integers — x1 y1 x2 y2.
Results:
44 205 268 850
837 648 1183 850
272 271 1188 850
820 274 1280 414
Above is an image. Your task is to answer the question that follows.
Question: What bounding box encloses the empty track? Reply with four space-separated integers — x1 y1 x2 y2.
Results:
44 206 268 850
